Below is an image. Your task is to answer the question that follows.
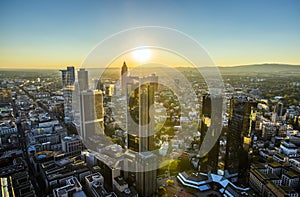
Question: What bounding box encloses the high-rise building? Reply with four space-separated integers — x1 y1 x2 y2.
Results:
60 69 68 87
78 68 89 91
67 66 75 84
104 83 115 97
224 97 256 183
136 152 157 197
79 90 104 141
121 61 128 95
123 65 158 197
277 102 284 117
60 66 75 87
127 81 155 152
60 66 75 123
273 101 284 122
199 94 222 174
93 79 103 91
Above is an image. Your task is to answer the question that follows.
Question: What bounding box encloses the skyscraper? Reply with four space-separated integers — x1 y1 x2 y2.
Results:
67 66 75 84
224 97 256 183
274 101 284 122
60 66 75 123
60 70 68 87
136 152 157 197
79 90 104 141
127 81 155 152
124 65 158 197
199 94 222 174
93 79 103 91
77 68 89 91
60 66 75 87
121 61 128 95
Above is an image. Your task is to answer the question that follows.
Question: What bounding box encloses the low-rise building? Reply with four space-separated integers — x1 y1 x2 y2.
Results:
85 172 118 197
267 162 282 177
10 171 37 197
249 162 300 196
249 166 281 195
282 171 299 188
273 153 288 163
39 155 90 191
113 176 128 193
280 141 298 157
289 158 300 169
53 176 86 197
177 171 251 196
264 182 299 197
61 135 84 156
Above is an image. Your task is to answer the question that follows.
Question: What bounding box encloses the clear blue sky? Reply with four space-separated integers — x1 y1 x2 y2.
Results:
0 0 300 68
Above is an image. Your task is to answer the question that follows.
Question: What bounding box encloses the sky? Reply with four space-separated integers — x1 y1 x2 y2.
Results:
0 0 300 69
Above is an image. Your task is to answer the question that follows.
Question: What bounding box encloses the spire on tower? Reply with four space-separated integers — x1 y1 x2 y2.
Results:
121 61 128 95
121 61 128 76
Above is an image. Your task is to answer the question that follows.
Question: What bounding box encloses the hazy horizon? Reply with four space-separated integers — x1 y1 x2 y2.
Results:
0 62 300 71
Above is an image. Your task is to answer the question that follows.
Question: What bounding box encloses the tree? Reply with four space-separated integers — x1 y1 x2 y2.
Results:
158 186 167 196
168 160 179 175
178 157 192 172
166 179 174 186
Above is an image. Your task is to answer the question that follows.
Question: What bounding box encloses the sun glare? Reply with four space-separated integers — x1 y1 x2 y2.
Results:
132 49 152 63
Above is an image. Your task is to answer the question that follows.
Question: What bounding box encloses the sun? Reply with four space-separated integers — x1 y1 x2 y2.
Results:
132 49 152 62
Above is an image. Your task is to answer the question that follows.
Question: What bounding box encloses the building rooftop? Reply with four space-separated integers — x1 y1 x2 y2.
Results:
138 151 157 160
34 151 56 162
265 173 280 180
114 186 138 197
281 141 297 148
181 171 208 183
53 176 86 197
280 186 299 195
85 172 104 186
114 176 127 186
273 153 287 160
177 171 250 195
87 179 117 197
290 166 300 174
95 153 120 168
252 163 267 169
62 135 81 142
268 162 282 168
0 157 26 177
250 168 277 182
55 157 72 167
265 182 286 195
284 171 298 179
100 144 124 158
1 171 36 197
40 157 89 182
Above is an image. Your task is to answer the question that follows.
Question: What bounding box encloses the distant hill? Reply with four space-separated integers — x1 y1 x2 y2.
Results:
1 63 299 76
0 69 60 79
219 63 300 74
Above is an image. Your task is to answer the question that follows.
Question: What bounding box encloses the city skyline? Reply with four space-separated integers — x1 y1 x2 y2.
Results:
1 0 300 194
1 0 300 69
1 63 300 196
